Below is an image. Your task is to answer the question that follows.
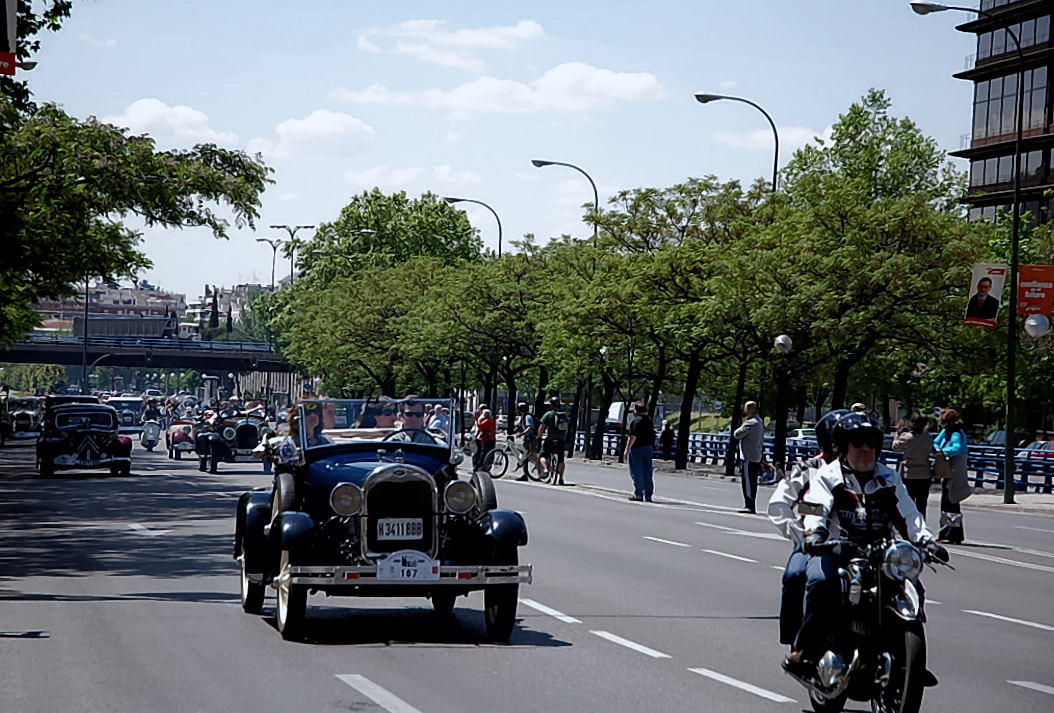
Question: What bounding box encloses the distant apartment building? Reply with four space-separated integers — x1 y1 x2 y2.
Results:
178 283 270 339
951 0 1052 224
36 280 187 331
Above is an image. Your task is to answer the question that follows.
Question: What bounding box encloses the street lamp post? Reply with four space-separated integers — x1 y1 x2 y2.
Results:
531 159 599 248
694 93 780 192
255 238 282 291
444 197 503 256
81 275 90 390
912 2 1025 503
269 224 316 284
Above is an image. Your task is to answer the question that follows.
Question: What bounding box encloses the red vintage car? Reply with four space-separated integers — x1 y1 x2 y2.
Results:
165 418 198 460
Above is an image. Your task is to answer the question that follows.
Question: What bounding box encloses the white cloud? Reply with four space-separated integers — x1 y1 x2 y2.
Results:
78 33 118 48
445 131 461 145
713 125 833 155
332 62 663 114
246 109 375 159
392 42 482 72
344 164 480 191
357 19 543 70
357 34 380 53
102 98 237 145
278 192 302 202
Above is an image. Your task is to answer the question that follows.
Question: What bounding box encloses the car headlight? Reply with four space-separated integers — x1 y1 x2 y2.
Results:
882 541 923 581
222 427 236 441
444 480 477 514
329 482 363 516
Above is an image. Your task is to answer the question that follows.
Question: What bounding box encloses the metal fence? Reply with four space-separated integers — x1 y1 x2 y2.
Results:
573 430 1054 495
24 333 275 353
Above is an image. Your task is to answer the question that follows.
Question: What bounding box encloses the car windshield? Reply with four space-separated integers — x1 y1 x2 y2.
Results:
296 398 456 450
55 410 116 430
108 399 141 410
10 399 40 410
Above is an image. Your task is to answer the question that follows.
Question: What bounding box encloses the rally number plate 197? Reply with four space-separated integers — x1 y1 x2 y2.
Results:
376 550 440 581
376 518 424 540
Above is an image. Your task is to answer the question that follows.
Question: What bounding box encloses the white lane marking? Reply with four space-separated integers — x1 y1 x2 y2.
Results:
1016 547 1054 560
963 609 1054 632
643 536 691 548
688 667 796 703
519 598 581 624
694 521 783 541
1008 680 1054 696
1017 525 1054 535
127 523 172 537
771 565 785 571
701 549 757 563
927 600 942 606
590 630 671 659
336 674 424 713
950 548 1054 574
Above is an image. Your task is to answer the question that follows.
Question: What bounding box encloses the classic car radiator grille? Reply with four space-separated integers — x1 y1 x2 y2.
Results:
365 480 434 555
235 424 259 449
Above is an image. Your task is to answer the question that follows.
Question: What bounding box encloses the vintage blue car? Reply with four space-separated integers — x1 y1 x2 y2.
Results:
234 398 532 641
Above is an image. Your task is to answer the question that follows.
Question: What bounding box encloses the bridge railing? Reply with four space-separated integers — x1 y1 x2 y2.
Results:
572 430 1054 494
22 333 275 353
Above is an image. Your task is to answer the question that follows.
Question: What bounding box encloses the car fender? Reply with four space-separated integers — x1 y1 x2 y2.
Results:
482 509 528 549
274 511 315 554
113 436 133 456
235 490 272 564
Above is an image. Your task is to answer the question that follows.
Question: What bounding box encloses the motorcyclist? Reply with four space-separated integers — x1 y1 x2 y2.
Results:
767 409 847 657
141 399 161 424
787 412 946 678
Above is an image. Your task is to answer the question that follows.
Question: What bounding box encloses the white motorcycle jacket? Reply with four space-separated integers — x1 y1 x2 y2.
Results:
767 454 827 546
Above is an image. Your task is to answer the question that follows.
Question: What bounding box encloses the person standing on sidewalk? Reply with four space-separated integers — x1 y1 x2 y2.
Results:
733 400 765 514
625 401 655 502
893 414 935 518
934 408 970 543
659 420 675 460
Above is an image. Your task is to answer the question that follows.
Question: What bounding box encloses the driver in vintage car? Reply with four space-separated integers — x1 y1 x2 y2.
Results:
790 412 946 680
387 398 445 444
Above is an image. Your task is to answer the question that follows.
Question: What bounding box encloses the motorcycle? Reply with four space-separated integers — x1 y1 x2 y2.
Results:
784 537 952 713
140 419 161 451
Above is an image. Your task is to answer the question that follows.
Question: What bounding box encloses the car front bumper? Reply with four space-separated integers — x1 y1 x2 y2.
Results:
287 563 532 587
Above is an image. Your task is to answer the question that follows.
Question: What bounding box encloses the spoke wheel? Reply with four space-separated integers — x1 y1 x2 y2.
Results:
275 549 307 640
484 449 508 478
524 454 545 482
872 623 926 713
239 552 265 614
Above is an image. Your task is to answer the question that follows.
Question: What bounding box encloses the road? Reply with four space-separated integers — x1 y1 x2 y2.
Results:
1 442 1052 713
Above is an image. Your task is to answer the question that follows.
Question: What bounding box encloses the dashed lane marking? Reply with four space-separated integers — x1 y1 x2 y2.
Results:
643 536 691 548
963 609 1054 633
590 630 671 659
688 667 796 703
1017 526 1054 535
1008 680 1054 696
127 523 172 537
701 549 757 563
949 548 1054 575
336 674 425 713
519 598 581 624
693 521 783 541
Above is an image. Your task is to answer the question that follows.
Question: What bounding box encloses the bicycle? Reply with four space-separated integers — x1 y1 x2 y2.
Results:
482 436 544 481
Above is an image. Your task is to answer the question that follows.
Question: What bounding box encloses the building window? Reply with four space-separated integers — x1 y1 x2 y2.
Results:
977 16 1051 60
969 150 1044 186
972 67 1048 140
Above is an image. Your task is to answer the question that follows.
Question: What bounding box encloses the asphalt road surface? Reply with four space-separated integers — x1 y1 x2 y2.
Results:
2 441 1052 713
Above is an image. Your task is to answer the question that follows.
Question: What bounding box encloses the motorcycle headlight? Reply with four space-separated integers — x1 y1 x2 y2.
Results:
882 541 923 581
222 427 236 441
329 482 363 516
443 480 477 514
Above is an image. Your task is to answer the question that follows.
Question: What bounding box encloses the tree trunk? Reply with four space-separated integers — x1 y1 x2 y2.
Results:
648 345 667 417
724 361 748 477
591 370 617 460
502 370 518 435
534 365 549 416
675 349 703 471
831 359 853 409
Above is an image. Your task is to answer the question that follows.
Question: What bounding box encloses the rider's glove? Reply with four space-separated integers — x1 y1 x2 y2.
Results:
923 540 949 563
803 528 828 554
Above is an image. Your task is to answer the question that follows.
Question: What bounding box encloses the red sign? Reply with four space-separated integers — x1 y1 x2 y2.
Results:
0 54 13 76
1018 265 1054 315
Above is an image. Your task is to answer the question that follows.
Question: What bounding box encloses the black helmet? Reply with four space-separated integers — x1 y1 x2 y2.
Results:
517 402 528 411
548 396 560 406
815 409 849 457
831 412 884 455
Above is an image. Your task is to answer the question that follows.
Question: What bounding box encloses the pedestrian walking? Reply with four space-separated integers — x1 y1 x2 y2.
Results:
625 401 655 502
733 400 764 514
892 413 935 518
659 420 675 460
473 408 497 473
934 408 970 543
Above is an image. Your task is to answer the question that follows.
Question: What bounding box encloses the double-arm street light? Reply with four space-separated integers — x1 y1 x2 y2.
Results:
912 1 1025 504
255 238 283 290
531 159 599 247
268 224 316 284
694 93 780 192
444 197 503 256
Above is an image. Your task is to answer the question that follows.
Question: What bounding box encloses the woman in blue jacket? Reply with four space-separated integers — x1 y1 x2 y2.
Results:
934 408 969 543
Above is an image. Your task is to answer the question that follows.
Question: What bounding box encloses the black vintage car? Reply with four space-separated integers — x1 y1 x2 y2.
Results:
7 396 44 439
196 406 273 474
36 402 133 477
234 398 532 642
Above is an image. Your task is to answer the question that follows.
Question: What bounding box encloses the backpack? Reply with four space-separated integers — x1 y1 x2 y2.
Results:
553 410 569 435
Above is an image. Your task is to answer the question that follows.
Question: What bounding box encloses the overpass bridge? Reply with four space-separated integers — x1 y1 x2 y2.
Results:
0 334 294 373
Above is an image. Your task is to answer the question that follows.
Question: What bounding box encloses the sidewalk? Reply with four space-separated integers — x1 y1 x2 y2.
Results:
574 455 1054 516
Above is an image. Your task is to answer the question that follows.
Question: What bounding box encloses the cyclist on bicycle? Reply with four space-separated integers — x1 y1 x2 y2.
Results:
512 402 538 481
538 396 569 485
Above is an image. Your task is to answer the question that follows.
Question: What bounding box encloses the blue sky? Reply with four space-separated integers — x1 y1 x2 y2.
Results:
27 0 976 300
